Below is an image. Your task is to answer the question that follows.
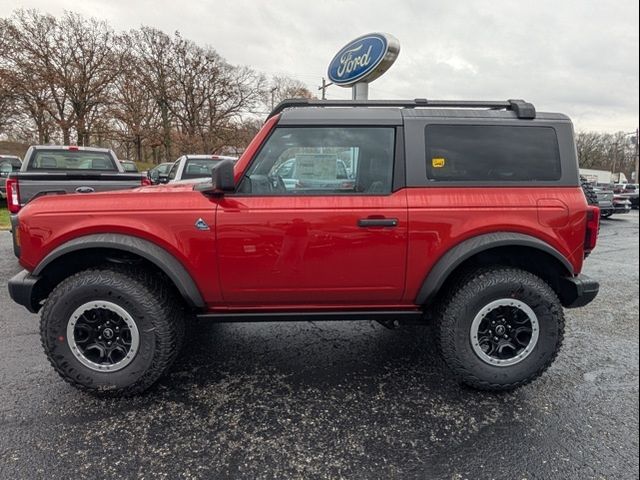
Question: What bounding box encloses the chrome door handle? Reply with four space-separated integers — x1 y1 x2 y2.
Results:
75 186 95 193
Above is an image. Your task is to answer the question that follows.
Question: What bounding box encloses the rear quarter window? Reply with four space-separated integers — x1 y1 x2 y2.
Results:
425 125 561 182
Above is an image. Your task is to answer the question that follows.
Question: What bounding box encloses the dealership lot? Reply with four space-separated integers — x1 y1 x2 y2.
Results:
0 212 638 479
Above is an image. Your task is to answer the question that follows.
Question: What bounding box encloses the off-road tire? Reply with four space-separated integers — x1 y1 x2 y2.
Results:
580 175 599 206
40 267 185 396
435 267 564 391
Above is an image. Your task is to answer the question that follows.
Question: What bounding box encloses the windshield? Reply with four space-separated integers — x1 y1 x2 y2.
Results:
29 150 118 171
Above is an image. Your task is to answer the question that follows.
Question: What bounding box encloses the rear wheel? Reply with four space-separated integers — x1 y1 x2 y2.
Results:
435 267 564 391
40 267 185 396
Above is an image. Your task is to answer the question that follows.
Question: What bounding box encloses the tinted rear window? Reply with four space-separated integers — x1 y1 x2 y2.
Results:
30 150 117 171
183 159 219 179
425 125 561 182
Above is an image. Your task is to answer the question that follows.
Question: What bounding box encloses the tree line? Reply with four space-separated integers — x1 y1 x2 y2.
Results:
1 10 637 175
576 131 638 180
0 9 313 163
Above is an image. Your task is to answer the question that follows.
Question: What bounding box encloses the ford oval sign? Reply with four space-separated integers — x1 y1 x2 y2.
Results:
328 33 400 86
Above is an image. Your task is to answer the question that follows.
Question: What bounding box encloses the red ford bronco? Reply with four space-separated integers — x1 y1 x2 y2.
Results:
8 99 601 396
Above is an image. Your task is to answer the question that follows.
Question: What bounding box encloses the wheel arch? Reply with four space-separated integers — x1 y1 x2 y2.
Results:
32 233 205 310
416 232 575 306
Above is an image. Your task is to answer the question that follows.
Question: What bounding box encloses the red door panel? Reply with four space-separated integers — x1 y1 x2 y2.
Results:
216 192 408 306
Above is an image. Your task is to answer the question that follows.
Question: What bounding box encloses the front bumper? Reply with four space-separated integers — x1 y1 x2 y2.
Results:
7 270 42 313
558 274 599 308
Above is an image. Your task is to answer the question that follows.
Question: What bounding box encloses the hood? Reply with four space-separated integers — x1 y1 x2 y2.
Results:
20 182 211 216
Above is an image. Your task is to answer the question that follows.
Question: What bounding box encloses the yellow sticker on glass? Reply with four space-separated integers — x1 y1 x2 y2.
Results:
432 157 446 168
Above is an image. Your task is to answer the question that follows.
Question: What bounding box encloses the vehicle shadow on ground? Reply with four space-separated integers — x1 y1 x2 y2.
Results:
157 319 522 408
170 320 445 388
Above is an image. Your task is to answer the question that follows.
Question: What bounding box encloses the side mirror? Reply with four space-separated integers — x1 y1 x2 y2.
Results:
148 169 160 184
158 174 169 184
195 159 235 196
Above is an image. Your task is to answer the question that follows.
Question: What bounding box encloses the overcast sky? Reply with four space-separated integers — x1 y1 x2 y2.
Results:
2 0 638 132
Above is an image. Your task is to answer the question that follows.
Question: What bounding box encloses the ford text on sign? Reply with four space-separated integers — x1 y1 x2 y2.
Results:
328 33 400 86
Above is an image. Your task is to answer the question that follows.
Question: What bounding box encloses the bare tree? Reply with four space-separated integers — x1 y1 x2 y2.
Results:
128 27 176 161
264 75 315 110
109 51 160 161
576 131 637 179
167 35 265 154
56 12 122 146
0 73 17 133
1 10 75 143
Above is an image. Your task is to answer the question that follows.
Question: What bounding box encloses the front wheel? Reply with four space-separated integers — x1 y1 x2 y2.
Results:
435 267 564 391
40 267 185 396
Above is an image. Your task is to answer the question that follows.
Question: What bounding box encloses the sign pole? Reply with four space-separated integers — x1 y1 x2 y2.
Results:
352 82 369 100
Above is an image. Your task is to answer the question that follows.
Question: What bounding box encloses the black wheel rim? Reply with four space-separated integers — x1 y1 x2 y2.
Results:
67 301 140 372
470 299 539 366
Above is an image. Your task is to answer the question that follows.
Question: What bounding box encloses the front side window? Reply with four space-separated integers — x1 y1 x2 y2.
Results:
425 125 561 182
240 127 395 195
158 163 172 174
30 150 117 171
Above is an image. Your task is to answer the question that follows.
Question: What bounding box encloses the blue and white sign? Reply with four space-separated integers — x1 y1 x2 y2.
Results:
328 33 400 87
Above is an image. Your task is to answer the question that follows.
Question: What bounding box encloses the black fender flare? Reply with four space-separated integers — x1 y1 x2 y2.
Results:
415 232 574 305
33 233 205 309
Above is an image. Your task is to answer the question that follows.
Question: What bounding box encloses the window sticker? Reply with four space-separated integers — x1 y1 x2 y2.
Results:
432 157 446 168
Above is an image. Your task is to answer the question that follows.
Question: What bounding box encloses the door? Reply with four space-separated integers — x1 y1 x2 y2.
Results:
216 126 408 306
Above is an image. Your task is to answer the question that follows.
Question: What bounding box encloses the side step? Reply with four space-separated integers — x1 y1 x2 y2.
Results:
196 310 425 323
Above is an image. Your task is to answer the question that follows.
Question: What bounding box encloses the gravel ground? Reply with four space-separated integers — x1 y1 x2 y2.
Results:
0 212 638 480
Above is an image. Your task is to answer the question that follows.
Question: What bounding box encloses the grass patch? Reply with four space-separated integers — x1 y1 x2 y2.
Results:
135 161 156 172
0 205 10 230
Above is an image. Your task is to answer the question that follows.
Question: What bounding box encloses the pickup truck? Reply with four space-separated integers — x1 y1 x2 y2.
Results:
8 98 600 396
0 154 22 200
150 154 238 184
5 146 148 213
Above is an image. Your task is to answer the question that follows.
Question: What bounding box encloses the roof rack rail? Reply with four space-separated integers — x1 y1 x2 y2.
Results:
268 98 536 120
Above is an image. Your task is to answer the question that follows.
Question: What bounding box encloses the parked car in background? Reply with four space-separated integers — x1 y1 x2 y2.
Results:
119 160 139 173
594 187 615 218
612 194 632 214
0 154 22 200
147 162 174 184
614 183 639 209
163 154 238 183
5 146 148 213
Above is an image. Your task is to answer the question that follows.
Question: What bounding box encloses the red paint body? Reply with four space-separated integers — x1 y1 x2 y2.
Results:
15 116 592 312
